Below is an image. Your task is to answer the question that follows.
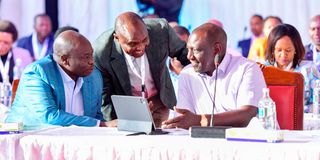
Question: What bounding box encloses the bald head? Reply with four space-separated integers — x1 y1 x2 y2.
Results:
54 30 90 57
192 23 227 54
114 12 147 40
53 30 94 80
113 12 150 58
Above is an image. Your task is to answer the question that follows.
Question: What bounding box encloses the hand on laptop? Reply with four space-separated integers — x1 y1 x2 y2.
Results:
100 119 118 127
148 101 155 113
161 107 201 129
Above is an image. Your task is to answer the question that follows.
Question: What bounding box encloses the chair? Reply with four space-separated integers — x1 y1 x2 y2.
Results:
11 79 20 104
258 63 304 130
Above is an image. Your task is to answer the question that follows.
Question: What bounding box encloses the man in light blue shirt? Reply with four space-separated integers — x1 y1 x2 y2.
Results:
6 31 113 129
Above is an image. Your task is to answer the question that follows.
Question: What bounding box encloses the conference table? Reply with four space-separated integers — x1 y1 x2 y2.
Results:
2 125 320 160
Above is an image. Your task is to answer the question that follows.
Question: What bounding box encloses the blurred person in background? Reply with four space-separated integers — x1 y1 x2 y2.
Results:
265 24 320 113
304 15 320 71
17 14 54 61
248 16 282 63
0 20 33 83
238 14 264 58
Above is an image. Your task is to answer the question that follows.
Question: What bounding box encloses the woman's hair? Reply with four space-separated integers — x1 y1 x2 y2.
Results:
0 20 18 42
265 24 305 68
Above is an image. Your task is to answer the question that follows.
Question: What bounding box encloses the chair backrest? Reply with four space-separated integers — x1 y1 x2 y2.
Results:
258 63 304 130
11 79 20 104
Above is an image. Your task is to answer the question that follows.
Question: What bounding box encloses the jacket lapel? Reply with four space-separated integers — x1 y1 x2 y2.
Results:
82 79 90 116
49 56 66 111
145 45 160 89
111 40 132 95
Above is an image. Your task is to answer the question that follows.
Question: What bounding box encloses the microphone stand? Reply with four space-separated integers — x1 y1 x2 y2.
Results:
190 54 230 138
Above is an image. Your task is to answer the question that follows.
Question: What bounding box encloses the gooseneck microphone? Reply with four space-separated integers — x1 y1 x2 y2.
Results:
190 54 230 138
209 54 220 127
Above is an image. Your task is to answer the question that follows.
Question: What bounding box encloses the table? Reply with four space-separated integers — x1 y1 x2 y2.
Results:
7 126 320 160
304 113 320 130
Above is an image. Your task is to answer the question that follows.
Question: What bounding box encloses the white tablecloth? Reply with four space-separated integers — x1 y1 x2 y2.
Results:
7 126 320 160
304 113 320 130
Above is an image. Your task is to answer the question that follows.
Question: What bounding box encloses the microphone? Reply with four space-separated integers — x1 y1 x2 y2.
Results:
243 26 248 39
209 54 220 127
190 54 230 138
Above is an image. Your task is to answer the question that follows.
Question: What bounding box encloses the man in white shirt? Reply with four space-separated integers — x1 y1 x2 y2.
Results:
162 23 266 129
7 31 114 128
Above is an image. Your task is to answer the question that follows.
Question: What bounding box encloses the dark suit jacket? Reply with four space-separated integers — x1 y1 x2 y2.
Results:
304 43 313 60
94 18 189 121
237 38 251 58
17 33 54 60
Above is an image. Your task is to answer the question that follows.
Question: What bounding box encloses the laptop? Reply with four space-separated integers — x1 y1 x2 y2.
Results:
111 95 168 135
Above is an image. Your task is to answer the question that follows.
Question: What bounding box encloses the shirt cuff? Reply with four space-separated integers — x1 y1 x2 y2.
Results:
96 120 100 127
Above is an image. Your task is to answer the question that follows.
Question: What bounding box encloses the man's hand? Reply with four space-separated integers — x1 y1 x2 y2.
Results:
148 100 155 113
100 119 118 127
169 57 183 75
161 107 201 129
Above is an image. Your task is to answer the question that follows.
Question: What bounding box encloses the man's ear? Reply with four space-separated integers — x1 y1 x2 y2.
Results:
213 42 222 54
61 55 69 66
113 33 119 41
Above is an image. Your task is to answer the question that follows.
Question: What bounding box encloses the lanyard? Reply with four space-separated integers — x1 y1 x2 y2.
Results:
32 33 49 60
126 54 146 98
0 52 12 80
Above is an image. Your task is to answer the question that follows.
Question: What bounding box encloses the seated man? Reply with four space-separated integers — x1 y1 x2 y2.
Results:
162 23 266 129
6 31 110 129
17 14 54 61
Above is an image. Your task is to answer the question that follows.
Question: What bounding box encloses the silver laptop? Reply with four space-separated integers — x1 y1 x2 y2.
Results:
111 95 166 134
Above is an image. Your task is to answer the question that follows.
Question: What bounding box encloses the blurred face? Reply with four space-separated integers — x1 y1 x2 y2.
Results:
250 16 263 37
114 26 149 58
34 16 52 39
309 18 320 46
187 32 216 75
0 32 13 56
274 36 295 70
263 18 281 37
178 34 189 43
64 41 94 78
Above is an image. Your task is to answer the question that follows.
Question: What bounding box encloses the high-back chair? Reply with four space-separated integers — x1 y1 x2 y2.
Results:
258 63 304 130
11 79 20 104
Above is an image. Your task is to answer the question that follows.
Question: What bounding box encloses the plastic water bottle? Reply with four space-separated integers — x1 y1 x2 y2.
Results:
0 76 12 107
257 88 278 130
313 80 320 118
13 58 23 80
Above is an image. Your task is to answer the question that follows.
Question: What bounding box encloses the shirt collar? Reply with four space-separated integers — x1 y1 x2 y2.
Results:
214 53 231 75
56 63 84 85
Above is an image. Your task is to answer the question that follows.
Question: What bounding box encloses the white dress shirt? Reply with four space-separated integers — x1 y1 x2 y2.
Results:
177 54 266 114
57 64 84 116
123 52 158 98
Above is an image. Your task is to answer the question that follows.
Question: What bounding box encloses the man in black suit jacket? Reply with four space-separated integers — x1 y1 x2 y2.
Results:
94 12 189 127
17 14 54 61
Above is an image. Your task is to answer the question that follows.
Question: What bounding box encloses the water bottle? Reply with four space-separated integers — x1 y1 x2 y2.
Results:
13 58 22 80
0 75 12 107
313 80 320 118
257 88 278 130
